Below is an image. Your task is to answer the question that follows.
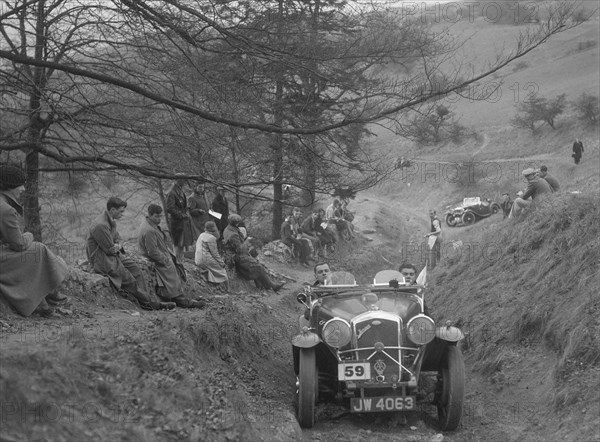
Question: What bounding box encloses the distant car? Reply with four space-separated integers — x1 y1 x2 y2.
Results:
445 197 501 227
292 270 465 430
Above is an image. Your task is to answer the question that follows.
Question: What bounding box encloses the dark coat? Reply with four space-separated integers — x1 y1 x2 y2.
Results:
0 193 68 316
522 177 552 200
211 194 229 233
138 216 181 298
223 224 263 280
542 174 560 192
166 184 195 247
188 192 210 235
86 210 133 288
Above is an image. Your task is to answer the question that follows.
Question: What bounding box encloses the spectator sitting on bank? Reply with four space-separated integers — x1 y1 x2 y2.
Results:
138 204 204 308
195 221 229 292
537 165 560 192
87 197 175 311
508 168 552 219
500 193 512 219
281 215 311 268
325 199 352 241
0 164 69 317
300 209 325 261
223 214 284 293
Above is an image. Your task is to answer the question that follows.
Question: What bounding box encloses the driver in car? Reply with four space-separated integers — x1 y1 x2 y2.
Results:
313 262 331 286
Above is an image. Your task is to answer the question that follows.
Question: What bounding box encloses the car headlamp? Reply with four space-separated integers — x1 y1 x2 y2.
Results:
406 314 436 345
322 318 352 348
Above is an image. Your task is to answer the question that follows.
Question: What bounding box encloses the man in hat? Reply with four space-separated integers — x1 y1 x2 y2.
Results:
138 204 204 308
537 165 560 192
509 168 552 219
0 164 69 317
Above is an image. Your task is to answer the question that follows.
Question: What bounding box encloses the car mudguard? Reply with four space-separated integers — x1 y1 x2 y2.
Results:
419 327 464 371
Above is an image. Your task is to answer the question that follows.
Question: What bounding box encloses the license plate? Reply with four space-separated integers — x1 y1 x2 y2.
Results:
338 362 371 380
350 396 415 413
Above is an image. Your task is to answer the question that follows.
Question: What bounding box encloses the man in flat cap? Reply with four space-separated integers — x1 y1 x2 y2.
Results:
508 168 552 219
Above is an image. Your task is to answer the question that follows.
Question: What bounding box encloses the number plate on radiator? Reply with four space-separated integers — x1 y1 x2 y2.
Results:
338 362 371 380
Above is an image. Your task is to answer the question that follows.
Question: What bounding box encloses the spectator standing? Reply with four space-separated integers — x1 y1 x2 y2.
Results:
87 197 174 311
537 165 560 192
166 175 195 261
211 186 229 236
425 209 442 270
0 164 69 317
509 168 552 219
188 184 210 239
195 221 229 291
572 138 584 164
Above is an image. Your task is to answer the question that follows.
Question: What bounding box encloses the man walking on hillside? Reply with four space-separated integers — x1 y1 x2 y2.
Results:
572 138 584 165
87 197 175 311
508 168 552 219
425 209 442 270
537 165 560 192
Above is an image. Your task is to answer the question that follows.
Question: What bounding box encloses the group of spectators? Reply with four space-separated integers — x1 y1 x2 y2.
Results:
280 199 355 268
504 165 560 220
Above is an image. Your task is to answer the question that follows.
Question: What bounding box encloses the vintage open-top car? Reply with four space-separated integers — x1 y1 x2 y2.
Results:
445 196 501 227
292 270 465 429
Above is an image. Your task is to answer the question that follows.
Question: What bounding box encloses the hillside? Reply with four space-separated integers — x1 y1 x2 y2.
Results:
1 8 599 442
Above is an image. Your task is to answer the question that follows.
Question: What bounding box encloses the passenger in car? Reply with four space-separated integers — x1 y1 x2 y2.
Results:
313 262 331 286
398 263 417 285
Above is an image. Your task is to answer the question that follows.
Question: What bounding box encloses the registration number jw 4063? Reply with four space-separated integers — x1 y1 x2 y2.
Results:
338 362 371 380
350 396 415 413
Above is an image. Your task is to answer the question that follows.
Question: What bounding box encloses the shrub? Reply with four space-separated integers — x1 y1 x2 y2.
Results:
511 93 567 131
572 93 599 124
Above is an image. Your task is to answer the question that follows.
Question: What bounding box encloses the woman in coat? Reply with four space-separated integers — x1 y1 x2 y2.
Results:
0 164 69 316
222 215 283 293
195 221 229 290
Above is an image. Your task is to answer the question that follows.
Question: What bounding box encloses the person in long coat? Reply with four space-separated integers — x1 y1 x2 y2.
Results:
188 184 210 240
223 214 283 292
87 197 174 311
195 221 229 289
0 164 69 317
211 186 229 235
166 176 195 261
138 204 204 308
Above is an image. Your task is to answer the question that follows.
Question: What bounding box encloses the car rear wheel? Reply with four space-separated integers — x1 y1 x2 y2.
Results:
445 213 458 227
437 345 465 431
461 211 476 225
298 348 318 428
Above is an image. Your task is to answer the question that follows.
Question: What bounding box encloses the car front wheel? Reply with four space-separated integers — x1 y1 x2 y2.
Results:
461 211 476 225
298 348 318 428
437 345 465 431
491 203 500 214
445 213 458 227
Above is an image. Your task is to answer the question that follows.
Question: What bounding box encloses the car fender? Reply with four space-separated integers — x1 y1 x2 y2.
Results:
436 325 464 342
292 332 321 375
